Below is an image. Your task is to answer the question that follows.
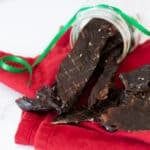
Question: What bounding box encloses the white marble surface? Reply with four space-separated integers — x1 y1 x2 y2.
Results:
0 0 149 150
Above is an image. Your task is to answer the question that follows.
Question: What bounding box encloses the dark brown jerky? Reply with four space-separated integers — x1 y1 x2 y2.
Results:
53 108 95 124
56 18 119 112
100 90 150 131
16 86 62 113
119 65 150 92
88 45 123 107
55 65 149 130
53 88 122 124
99 65 150 131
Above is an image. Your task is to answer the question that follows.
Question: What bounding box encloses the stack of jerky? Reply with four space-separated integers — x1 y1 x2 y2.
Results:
16 18 150 132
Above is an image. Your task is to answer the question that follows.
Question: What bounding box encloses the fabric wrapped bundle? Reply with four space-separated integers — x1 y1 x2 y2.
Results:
0 28 150 150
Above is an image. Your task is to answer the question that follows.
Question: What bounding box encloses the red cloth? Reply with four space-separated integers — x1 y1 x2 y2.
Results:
0 29 150 150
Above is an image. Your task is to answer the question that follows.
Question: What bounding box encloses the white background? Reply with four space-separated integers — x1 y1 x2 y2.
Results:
0 0 149 150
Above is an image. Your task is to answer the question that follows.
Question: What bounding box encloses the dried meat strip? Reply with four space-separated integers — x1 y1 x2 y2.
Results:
53 88 123 124
88 46 122 107
54 65 150 131
56 18 119 112
16 86 62 113
100 90 150 131
119 65 150 92
100 65 150 131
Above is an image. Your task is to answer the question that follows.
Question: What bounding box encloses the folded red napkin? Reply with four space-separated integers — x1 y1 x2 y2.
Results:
0 29 150 150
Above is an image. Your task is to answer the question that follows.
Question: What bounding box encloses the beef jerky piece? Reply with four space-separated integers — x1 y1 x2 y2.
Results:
119 65 150 92
100 90 150 131
53 108 95 124
88 45 122 107
99 65 150 131
15 18 120 113
56 18 119 113
16 85 62 113
76 33 123 108
53 88 123 124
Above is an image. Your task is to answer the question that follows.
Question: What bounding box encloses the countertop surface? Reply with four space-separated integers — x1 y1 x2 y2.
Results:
0 0 149 149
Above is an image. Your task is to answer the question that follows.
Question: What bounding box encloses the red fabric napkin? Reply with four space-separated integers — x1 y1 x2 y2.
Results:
0 29 150 150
